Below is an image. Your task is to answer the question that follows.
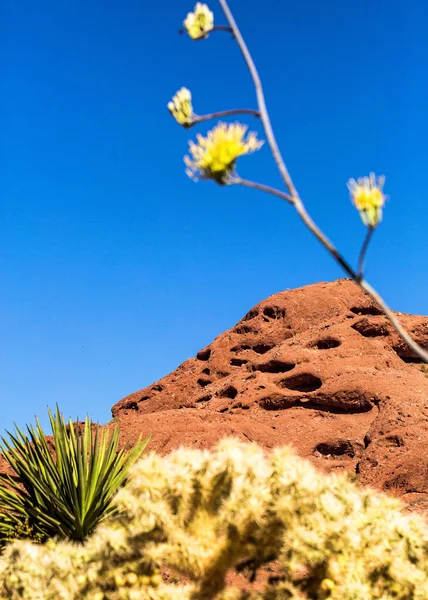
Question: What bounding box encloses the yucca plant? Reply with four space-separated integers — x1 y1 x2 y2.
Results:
0 406 149 546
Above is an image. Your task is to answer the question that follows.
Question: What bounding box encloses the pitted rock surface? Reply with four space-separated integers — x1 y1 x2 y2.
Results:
111 279 428 512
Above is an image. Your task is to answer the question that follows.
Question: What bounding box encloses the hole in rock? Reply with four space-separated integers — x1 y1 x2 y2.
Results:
382 474 408 492
230 344 251 353
219 385 238 399
259 394 295 411
137 395 150 404
151 384 163 392
351 320 389 338
196 394 212 403
202 368 211 375
216 370 230 378
263 306 286 319
378 434 405 448
254 360 296 373
396 354 424 364
233 325 258 335
314 440 355 458
230 358 249 367
197 348 211 361
242 309 259 322
350 306 383 316
253 343 275 355
197 378 212 388
310 337 341 350
260 396 372 413
392 347 428 364
280 373 322 393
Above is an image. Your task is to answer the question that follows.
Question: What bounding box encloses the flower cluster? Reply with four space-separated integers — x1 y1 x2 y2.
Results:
172 5 390 234
348 173 386 227
184 122 263 183
167 87 193 127
183 3 214 40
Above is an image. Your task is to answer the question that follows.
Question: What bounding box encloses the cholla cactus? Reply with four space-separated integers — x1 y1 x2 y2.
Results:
1 439 428 599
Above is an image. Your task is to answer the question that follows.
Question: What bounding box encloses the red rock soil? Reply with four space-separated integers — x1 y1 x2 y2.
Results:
1 279 428 590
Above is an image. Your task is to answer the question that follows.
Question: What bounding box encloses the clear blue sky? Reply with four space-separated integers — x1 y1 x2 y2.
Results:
1 0 427 437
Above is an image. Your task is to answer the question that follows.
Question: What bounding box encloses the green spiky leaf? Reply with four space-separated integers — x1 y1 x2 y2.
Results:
0 405 150 546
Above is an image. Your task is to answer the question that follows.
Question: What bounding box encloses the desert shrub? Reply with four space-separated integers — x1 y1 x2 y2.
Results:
0 438 427 599
0 406 149 547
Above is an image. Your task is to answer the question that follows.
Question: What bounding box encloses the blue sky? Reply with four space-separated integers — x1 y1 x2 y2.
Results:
1 0 427 437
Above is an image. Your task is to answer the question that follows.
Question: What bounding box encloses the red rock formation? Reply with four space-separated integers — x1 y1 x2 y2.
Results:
1 279 427 514
112 279 428 512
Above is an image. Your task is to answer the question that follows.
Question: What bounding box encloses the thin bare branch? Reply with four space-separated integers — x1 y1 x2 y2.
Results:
358 227 375 280
190 108 260 128
178 25 233 37
218 0 428 363
212 25 233 33
231 177 294 204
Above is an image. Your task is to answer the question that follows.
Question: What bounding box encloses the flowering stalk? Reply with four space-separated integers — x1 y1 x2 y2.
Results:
218 0 428 363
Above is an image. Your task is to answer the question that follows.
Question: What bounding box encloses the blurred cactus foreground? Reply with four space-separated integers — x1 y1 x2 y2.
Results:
0 438 427 599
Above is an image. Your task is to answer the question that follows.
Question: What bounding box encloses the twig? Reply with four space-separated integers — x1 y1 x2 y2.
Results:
358 227 375 280
230 177 294 204
218 0 428 363
190 108 260 128
212 25 233 33
178 25 233 36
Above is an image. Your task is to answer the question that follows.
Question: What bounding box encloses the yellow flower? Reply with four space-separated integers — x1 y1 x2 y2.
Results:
183 3 214 40
347 173 386 228
184 122 264 184
168 87 193 127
